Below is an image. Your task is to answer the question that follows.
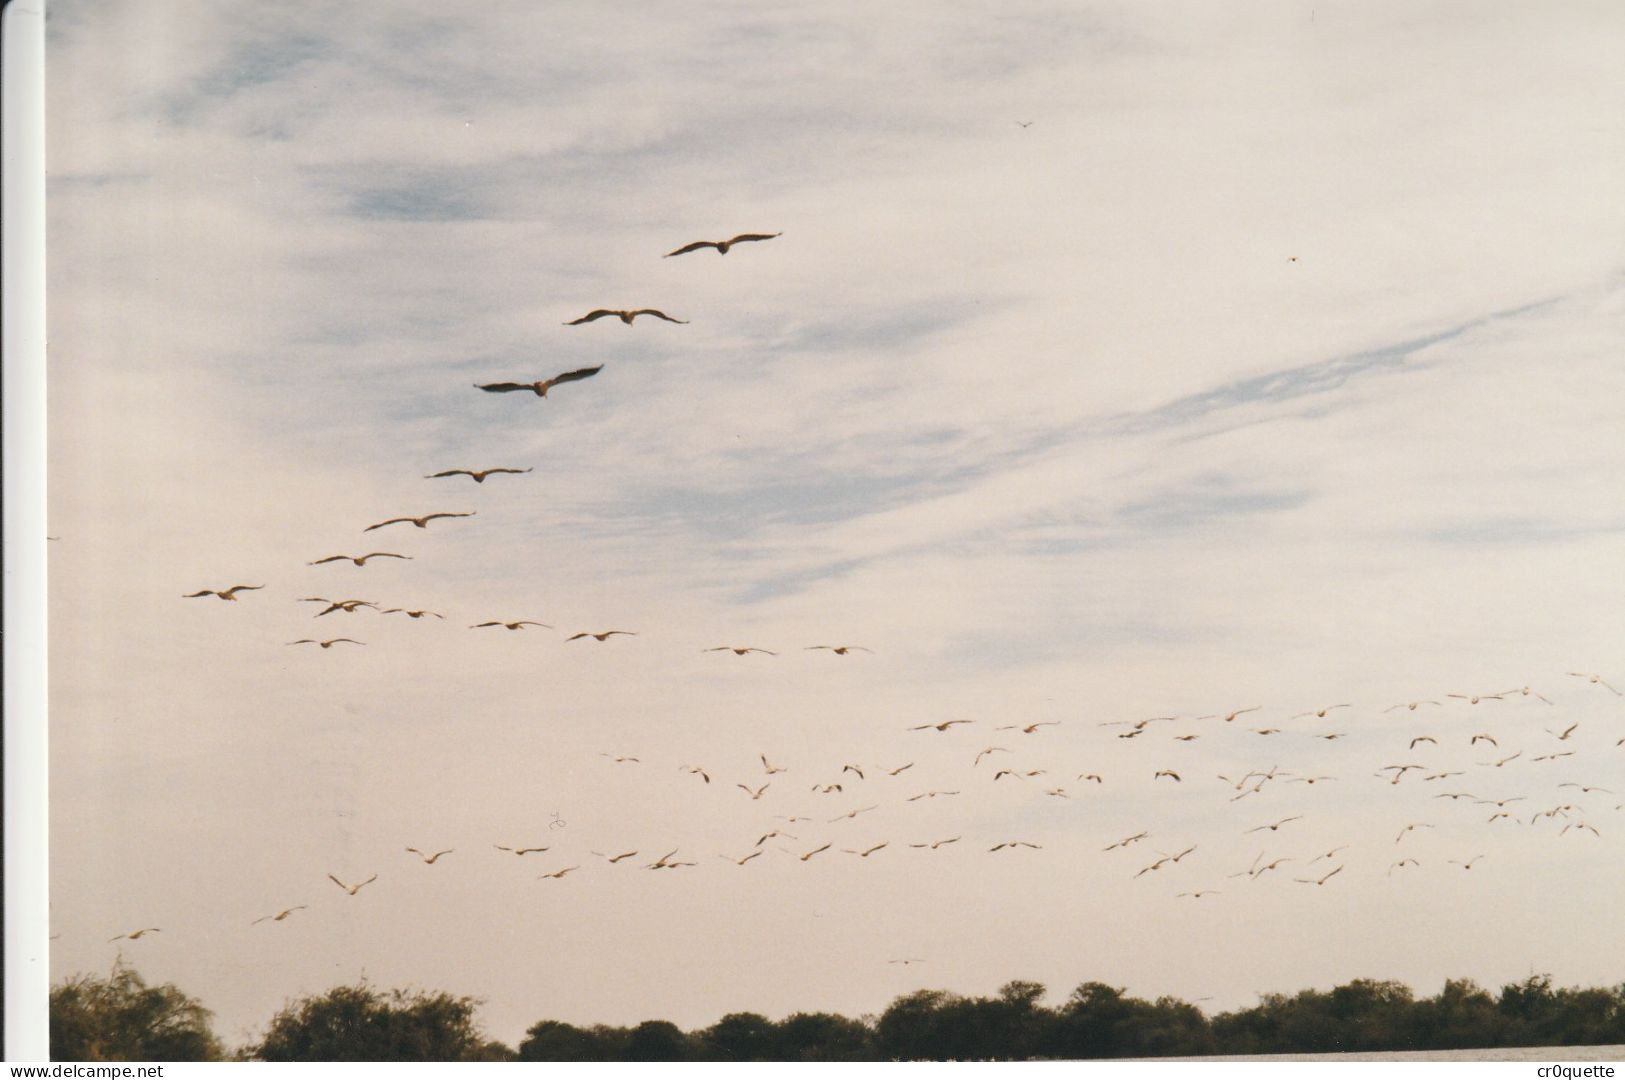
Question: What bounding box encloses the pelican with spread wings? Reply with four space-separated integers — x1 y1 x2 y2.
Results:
477 366 603 397
565 309 687 325
664 232 781 258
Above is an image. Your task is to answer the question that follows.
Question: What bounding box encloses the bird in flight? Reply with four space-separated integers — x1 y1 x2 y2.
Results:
286 639 363 649
888 957 926 965
829 805 878 822
1449 856 1486 869
760 754 787 775
1567 671 1622 695
705 646 776 656
806 645 871 655
426 467 532 483
1177 891 1220 899
664 232 782 258
1384 700 1441 712
997 722 1059 734
1310 846 1348 863
599 754 640 764
841 764 865 780
1247 815 1303 834
1388 859 1421 875
364 512 474 532
568 630 637 642
494 845 551 855
796 843 833 862
1447 693 1503 705
1470 733 1499 747
905 790 958 801
738 782 771 800
183 584 264 601
301 597 378 616
1295 867 1343 886
911 720 972 732
589 850 640 865
680 765 711 784
380 608 443 620
327 874 378 895
1104 832 1150 851
1499 685 1552 704
1153 770 1182 782
405 847 453 864
989 841 1042 852
308 553 411 567
109 928 161 942
1546 723 1580 741
813 783 843 794
1395 823 1434 844
537 866 581 880
974 746 1010 766
882 763 915 775
1293 704 1350 719
1200 706 1261 723
843 843 889 858
477 366 603 397
908 837 961 850
646 849 697 870
252 906 307 925
1409 736 1437 749
755 829 797 847
1481 751 1523 768
471 620 550 631
565 308 687 325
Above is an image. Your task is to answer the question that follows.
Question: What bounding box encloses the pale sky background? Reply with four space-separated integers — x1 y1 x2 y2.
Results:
46 0 1625 1052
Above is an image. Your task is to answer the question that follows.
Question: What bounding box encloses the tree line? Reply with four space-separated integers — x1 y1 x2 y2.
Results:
49 962 1625 1061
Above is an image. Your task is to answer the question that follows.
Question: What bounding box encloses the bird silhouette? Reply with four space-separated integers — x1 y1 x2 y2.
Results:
843 843 889 858
1384 700 1442 712
1154 770 1182 782
380 608 443 620
1104 832 1149 851
565 308 687 325
796 843 833 862
471 620 550 630
327 874 378 895
308 553 410 567
705 646 776 655
251 906 307 925
286 639 363 649
405 847 453 864
997 722 1059 734
737 782 770 800
1295 866 1343 886
477 366 603 397
883 763 915 775
300 597 378 616
974 747 1011 766
760 754 787 775
1293 704 1350 719
1567 671 1622 695
494 845 551 855
719 851 763 866
911 720 972 732
425 467 532 483
908 837 961 850
806 645 871 655
364 512 474 532
664 232 782 258
183 585 264 601
599 754 640 764
109 928 161 942
829 805 878 822
568 630 637 642
537 866 581 879
989 841 1042 852
1246 815 1303 834
680 765 711 784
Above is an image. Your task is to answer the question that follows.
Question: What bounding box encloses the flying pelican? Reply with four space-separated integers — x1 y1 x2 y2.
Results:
599 754 640 764
908 837 961 850
1288 775 1337 785
308 553 410 567
494 845 551 855
737 783 771 800
471 620 551 630
1388 859 1420 875
705 646 776 655
1481 751 1523 768
1476 796 1526 808
974 746 1010 766
1433 792 1477 801
989 841 1042 852
477 366 604 397
841 764 865 779
719 851 763 866
1295 866 1343 886
1153 770 1182 782
997 722 1059 734
1177 891 1220 898
183 585 264 600
537 866 581 879
664 232 782 258
911 720 972 732
565 308 687 325
1384 700 1441 712
1447 693 1503 705
760 754 787 775
755 830 797 847
813 783 844 794
380 608 443 619
1251 728 1282 736
1560 821 1600 837
1395 823 1434 844
888 957 926 965
645 850 695 870
843 843 888 858
592 850 640 864
829 805 878 822
1567 671 1622 695
364 512 474 532
286 639 364 649
1199 707 1261 723
1104 832 1149 851
251 906 307 925
1135 856 1173 878
904 790 958 801
425 467 532 483
1559 783 1614 795
1292 704 1350 719
1449 856 1486 869
1078 773 1104 783
1470 733 1498 746
1499 685 1552 704
796 843 833 862
300 597 377 616
1251 857 1294 878
680 765 711 784
806 645 872 655
1546 723 1580 741
1409 736 1437 749
405 847 453 864
327 874 378 895
1173 734 1201 742
1310 846 1348 864
1045 788 1071 799
1246 815 1303 834
567 630 637 643
109 928 161 942
883 763 914 776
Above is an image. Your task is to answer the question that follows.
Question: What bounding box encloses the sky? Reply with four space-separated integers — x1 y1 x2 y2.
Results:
44 0 1625 1052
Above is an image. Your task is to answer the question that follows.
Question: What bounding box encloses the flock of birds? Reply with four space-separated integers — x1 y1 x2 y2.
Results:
119 227 1621 974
